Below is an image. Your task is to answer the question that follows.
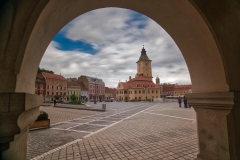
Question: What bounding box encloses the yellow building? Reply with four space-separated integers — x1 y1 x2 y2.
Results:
116 47 161 101
67 82 81 101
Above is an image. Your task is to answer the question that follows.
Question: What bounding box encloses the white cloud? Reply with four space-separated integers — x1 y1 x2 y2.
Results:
40 8 191 87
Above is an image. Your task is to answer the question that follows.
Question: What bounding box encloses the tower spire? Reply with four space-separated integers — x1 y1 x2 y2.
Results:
141 45 147 55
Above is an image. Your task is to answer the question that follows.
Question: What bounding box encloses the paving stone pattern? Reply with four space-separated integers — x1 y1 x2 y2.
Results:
28 102 155 159
29 102 198 160
39 106 100 124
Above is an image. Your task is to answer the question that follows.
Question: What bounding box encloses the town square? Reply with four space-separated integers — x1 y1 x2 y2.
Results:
28 102 197 160
1 1 240 160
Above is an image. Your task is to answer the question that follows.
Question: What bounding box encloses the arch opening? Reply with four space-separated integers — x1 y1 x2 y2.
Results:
2 1 239 159
14 0 228 95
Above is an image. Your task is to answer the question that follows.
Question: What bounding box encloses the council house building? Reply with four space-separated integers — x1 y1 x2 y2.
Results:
116 47 161 101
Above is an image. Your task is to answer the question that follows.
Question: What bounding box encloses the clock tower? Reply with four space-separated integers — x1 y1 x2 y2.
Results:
136 46 152 80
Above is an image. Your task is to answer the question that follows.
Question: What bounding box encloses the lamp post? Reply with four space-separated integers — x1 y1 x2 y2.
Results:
94 78 97 104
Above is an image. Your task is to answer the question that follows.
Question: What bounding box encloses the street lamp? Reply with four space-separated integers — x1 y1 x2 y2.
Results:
94 78 97 104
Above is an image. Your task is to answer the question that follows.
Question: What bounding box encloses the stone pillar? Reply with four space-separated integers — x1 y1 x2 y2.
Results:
0 93 43 160
186 92 240 160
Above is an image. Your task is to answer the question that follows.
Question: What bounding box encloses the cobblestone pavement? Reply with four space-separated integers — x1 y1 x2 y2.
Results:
38 106 100 125
28 102 198 160
28 102 156 159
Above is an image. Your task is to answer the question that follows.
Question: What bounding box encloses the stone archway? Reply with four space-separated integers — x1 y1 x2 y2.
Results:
1 0 240 159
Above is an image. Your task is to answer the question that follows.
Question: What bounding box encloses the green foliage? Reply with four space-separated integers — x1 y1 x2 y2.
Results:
38 67 54 74
36 111 48 121
71 101 83 105
70 94 77 102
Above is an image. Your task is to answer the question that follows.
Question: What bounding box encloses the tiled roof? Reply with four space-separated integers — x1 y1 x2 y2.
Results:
80 75 105 85
36 73 46 84
36 73 44 79
136 47 151 63
174 85 192 89
119 75 159 90
42 72 66 80
105 87 117 93
75 82 88 91
67 82 81 89
130 75 152 82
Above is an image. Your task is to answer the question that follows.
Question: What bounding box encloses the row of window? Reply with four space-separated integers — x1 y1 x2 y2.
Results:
135 84 154 87
118 84 155 88
35 84 43 88
89 85 104 89
162 91 186 94
35 84 67 90
89 90 105 94
117 90 158 94
47 92 66 96
68 91 80 95
118 96 158 100
35 91 66 95
67 91 89 95
47 85 66 90
138 63 149 67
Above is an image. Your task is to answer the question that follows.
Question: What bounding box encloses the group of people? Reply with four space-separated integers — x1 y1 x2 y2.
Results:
178 96 191 108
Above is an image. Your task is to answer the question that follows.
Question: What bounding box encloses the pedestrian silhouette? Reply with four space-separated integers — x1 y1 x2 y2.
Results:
178 96 182 107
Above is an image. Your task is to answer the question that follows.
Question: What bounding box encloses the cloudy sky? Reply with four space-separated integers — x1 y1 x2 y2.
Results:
40 8 191 87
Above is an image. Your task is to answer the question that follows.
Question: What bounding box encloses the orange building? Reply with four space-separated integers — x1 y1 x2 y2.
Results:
105 87 117 99
160 83 175 97
160 83 192 97
173 84 192 96
116 47 161 101
42 72 67 102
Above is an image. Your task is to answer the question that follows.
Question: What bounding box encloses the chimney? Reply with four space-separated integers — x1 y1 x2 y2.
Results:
129 76 131 81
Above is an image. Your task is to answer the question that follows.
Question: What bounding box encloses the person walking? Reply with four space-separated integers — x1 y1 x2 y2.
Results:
178 96 182 107
54 99 57 106
183 96 188 108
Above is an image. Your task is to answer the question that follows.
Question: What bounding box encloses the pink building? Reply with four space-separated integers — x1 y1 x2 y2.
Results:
77 76 105 101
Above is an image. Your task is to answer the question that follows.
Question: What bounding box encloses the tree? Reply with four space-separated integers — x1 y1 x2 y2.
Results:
38 67 54 74
70 94 77 102
125 96 128 102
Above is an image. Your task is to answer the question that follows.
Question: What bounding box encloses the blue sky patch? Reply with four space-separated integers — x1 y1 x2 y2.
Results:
53 32 98 54
125 11 149 29
52 9 149 55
